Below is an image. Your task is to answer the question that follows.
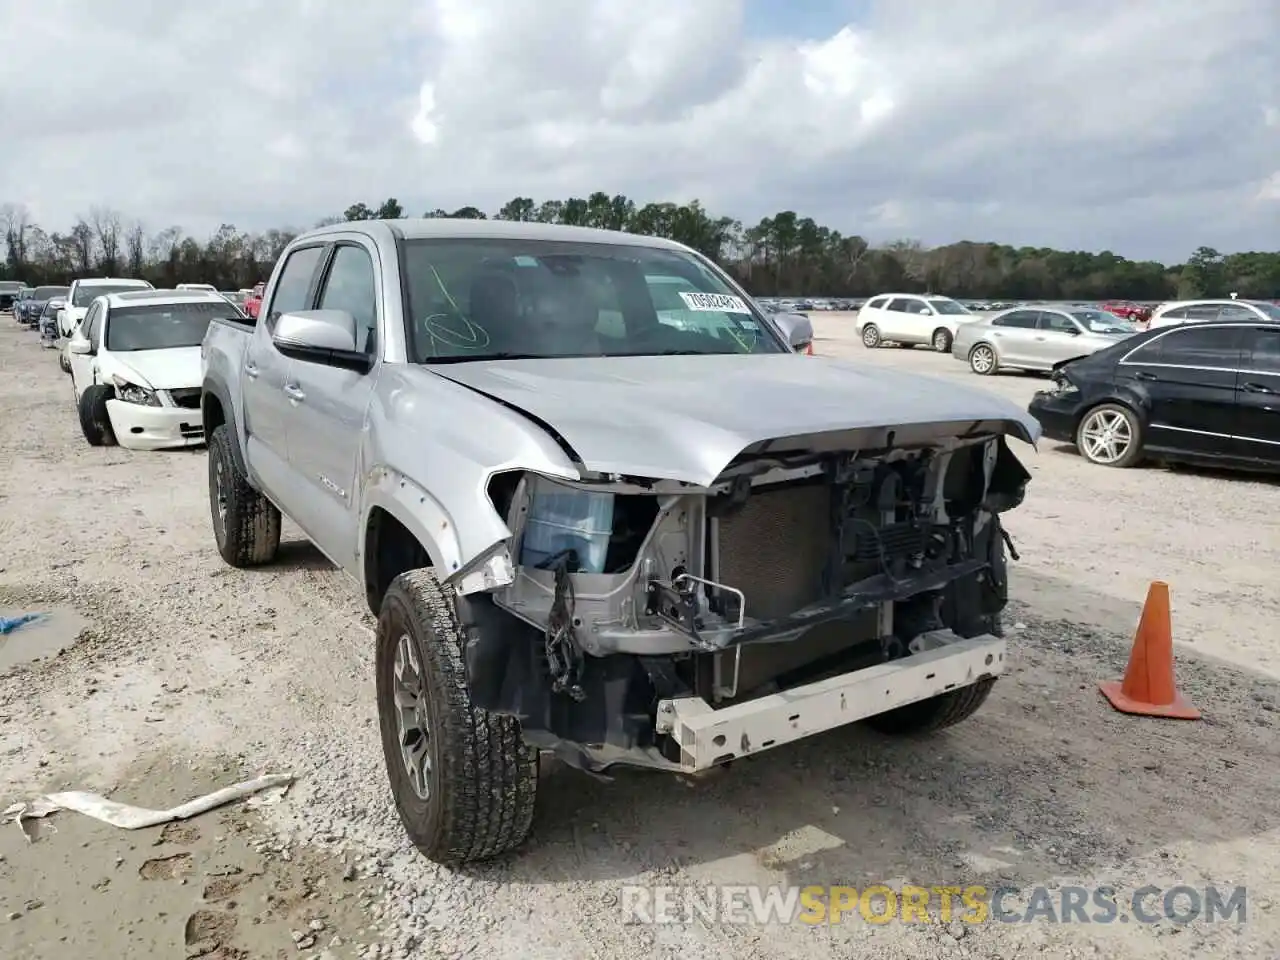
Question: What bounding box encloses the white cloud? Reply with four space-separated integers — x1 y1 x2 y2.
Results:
1 0 1276 260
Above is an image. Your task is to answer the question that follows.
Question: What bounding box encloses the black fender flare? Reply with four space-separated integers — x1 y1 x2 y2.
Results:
201 375 249 475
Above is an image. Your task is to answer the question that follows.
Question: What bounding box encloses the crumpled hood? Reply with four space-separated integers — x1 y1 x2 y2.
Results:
112 346 203 391
425 354 1041 486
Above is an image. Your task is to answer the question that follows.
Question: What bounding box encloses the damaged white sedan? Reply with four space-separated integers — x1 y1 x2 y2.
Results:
68 289 246 449
201 219 1041 866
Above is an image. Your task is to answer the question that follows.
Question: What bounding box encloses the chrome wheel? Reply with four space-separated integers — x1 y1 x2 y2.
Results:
970 344 995 374
393 632 432 801
1080 409 1132 464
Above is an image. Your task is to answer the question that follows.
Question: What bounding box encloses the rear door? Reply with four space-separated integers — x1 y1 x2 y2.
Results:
243 244 328 504
987 309 1040 366
1234 326 1280 465
1117 323 1243 456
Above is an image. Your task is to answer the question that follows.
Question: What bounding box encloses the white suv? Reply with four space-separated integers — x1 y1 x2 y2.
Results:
57 277 154 372
1147 298 1280 329
855 293 976 352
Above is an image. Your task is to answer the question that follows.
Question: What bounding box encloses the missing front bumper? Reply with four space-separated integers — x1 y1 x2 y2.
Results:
654 630 1005 772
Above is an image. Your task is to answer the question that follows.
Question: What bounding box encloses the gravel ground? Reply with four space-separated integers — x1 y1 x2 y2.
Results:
2 312 1279 959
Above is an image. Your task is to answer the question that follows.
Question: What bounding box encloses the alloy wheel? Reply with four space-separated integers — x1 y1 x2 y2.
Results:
1079 409 1132 464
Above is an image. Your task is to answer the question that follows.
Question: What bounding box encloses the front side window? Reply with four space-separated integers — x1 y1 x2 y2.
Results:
264 246 326 330
927 299 972 316
399 238 786 362
1071 310 1135 334
317 245 378 352
1127 325 1243 367
104 301 237 352
1038 311 1078 334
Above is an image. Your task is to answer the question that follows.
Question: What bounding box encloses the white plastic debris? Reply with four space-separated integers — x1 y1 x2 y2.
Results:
2 773 294 841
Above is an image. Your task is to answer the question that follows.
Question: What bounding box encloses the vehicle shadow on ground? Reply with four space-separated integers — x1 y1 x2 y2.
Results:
487 569 1280 892
267 538 337 572
1046 443 1280 487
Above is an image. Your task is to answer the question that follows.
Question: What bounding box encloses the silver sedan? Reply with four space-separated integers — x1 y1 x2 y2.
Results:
951 305 1137 376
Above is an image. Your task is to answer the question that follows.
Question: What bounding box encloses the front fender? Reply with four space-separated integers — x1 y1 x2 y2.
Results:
360 467 480 577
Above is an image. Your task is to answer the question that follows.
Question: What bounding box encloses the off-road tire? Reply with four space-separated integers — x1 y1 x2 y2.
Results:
376 569 539 865
208 423 281 567
77 385 116 447
932 328 953 353
861 324 882 348
865 677 998 735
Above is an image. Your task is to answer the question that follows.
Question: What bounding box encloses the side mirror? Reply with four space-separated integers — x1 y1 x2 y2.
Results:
272 309 370 372
773 312 814 352
68 338 92 355
918 307 932 315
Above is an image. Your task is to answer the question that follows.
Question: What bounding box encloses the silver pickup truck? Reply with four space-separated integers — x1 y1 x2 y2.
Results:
201 219 1040 865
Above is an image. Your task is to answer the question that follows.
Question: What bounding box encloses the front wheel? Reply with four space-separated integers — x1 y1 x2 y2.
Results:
865 678 997 734
77 385 116 446
861 324 882 348
1076 403 1143 468
932 328 953 353
968 343 998 375
376 569 540 865
59 351 71 374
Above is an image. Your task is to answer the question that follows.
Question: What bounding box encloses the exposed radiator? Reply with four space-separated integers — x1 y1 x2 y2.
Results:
715 483 832 621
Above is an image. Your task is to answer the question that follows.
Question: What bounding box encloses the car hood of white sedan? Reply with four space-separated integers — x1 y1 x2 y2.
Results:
110 346 203 391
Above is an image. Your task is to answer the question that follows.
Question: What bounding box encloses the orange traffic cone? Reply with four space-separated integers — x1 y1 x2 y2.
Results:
1098 581 1200 720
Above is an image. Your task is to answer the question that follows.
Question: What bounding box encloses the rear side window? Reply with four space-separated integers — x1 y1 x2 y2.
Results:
887 298 919 313
1248 329 1280 374
264 246 326 330
1127 325 1243 367
865 297 887 310
1185 304 1223 321
993 310 1037 329
1158 306 1188 320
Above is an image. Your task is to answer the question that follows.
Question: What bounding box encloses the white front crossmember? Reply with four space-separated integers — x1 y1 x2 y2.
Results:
655 630 1005 772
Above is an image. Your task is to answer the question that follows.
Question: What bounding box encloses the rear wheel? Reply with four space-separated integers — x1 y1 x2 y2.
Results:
208 423 281 566
861 324 882 348
77 385 116 446
1076 403 1143 468
376 569 540 865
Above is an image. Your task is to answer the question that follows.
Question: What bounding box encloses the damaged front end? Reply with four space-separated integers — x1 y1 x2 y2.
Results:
461 430 1031 775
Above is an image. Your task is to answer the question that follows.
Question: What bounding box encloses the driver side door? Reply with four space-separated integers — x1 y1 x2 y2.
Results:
69 302 102 401
1031 310 1086 369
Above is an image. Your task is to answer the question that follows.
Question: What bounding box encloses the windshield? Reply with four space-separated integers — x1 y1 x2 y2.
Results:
0 282 21 293
1249 301 1280 320
104 301 236 351
34 286 69 300
1070 310 1136 334
400 238 787 361
73 283 149 307
927 299 972 315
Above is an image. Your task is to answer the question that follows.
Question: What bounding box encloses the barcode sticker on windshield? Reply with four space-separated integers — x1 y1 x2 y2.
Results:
678 292 752 314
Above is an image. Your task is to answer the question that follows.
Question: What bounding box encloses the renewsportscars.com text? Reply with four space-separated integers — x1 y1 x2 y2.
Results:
620 884 1247 926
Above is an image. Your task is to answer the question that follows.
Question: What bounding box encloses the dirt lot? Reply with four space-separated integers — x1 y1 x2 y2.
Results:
1 312 1279 960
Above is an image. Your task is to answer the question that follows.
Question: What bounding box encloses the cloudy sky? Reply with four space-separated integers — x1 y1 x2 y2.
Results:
2 0 1276 262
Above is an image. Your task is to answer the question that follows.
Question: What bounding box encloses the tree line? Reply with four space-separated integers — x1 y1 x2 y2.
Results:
3 196 1278 301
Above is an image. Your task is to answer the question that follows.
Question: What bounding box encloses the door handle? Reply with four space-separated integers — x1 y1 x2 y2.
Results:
1034 336 1046 341
1134 371 1158 381
244 361 259 379
1242 382 1275 394
283 383 306 402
